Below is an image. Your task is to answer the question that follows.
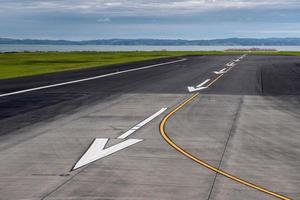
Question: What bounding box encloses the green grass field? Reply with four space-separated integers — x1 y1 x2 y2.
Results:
0 51 299 80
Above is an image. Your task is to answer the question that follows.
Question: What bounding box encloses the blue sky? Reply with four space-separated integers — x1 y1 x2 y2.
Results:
0 0 300 40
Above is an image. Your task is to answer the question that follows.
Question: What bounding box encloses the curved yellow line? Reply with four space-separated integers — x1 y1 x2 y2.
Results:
159 92 291 200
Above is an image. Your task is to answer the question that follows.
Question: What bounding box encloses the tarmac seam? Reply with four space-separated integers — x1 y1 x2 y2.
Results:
207 96 243 200
40 169 84 200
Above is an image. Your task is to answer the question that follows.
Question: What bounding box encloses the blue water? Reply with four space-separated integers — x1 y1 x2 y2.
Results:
0 44 300 52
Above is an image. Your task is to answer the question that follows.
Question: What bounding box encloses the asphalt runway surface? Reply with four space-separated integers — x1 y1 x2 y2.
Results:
0 55 299 200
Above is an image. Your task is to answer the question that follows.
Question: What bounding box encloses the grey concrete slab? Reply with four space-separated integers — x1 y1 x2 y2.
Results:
209 95 300 200
0 55 299 200
1 93 218 200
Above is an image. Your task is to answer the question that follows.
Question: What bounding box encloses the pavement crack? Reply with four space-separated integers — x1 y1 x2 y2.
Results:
40 169 84 200
260 68 264 96
207 96 244 200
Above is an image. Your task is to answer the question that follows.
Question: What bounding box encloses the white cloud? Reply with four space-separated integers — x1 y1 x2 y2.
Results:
97 17 111 22
1 0 300 16
236 30 300 34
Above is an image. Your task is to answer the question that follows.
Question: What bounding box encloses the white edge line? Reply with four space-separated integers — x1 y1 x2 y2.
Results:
0 59 187 98
118 108 168 139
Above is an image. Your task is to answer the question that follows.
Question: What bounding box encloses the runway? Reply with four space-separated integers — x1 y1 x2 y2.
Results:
0 55 299 199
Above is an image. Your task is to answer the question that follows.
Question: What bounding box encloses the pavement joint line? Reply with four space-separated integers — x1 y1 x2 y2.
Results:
207 96 244 200
40 168 84 200
159 55 291 200
0 58 187 98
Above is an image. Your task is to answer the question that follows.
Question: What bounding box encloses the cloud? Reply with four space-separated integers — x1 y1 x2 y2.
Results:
236 30 300 34
1 0 300 16
97 17 111 23
0 0 299 40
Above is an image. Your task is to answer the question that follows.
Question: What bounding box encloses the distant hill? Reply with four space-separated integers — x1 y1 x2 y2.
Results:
1 38 300 46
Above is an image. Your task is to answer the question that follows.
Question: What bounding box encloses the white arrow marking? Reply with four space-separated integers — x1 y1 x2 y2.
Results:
73 138 142 170
240 55 247 59
118 108 167 139
72 108 167 170
196 79 211 88
187 79 210 92
226 62 235 67
234 59 240 62
188 86 208 92
214 68 227 75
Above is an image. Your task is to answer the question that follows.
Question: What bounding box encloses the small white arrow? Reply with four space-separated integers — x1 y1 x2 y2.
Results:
188 86 207 92
214 68 227 75
187 79 210 92
234 59 240 62
226 62 235 67
240 55 246 59
72 138 142 170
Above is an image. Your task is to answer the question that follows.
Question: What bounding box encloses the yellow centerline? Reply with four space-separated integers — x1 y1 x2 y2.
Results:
159 65 291 200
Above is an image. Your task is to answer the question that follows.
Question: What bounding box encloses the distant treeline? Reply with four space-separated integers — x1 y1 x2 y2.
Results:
1 38 300 46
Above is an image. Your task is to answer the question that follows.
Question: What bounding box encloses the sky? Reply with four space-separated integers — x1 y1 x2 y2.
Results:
0 0 300 40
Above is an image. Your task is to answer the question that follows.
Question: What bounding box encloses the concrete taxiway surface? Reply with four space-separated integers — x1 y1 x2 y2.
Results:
0 55 299 200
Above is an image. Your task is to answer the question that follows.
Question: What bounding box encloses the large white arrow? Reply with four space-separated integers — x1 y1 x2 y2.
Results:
72 108 167 171
187 79 210 92
72 138 142 170
214 68 227 75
